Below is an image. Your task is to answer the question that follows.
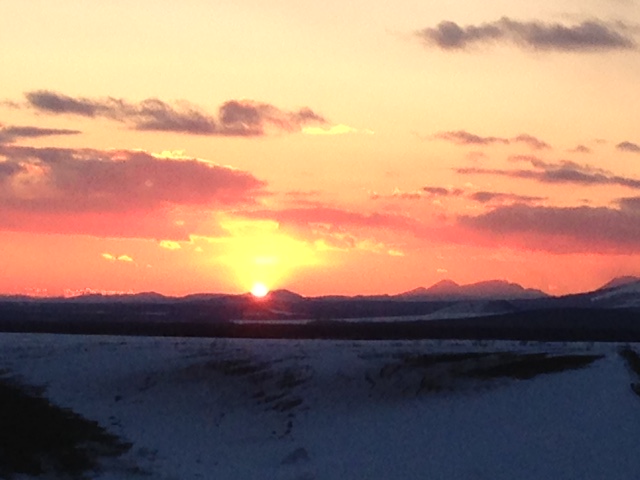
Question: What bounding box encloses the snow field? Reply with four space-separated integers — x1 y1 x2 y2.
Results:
1 334 640 480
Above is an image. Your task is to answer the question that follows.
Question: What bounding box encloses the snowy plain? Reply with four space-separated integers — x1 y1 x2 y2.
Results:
2 333 640 480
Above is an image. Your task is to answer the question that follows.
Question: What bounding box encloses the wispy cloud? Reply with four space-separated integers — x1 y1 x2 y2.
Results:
417 17 636 52
372 184 542 206
513 134 551 150
433 130 550 150
370 189 422 201
371 186 463 201
23 91 327 136
569 144 592 154
458 155 640 190
0 124 81 144
469 191 545 204
616 141 640 153
422 186 464 197
434 130 509 146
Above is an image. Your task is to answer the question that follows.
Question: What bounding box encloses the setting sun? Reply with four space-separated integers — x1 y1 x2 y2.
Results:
251 282 269 298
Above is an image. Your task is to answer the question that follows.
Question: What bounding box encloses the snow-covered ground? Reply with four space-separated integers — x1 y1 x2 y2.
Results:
2 333 640 480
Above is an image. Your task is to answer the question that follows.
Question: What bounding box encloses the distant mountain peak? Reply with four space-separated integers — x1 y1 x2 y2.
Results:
428 279 460 291
597 276 640 291
398 280 459 297
399 279 546 300
268 289 305 301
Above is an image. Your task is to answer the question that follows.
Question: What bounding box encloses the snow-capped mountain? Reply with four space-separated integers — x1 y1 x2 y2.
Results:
398 279 547 300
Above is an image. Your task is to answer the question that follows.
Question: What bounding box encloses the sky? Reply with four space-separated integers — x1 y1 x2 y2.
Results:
1 0 640 297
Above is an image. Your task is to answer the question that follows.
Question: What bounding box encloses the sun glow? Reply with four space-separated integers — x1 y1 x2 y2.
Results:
214 217 322 293
251 282 269 298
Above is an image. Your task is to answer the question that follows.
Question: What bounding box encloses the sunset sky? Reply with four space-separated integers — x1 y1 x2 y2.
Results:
2 0 640 297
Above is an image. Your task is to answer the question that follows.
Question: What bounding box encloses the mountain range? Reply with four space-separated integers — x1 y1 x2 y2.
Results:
2 276 639 304
1 275 639 341
397 279 547 300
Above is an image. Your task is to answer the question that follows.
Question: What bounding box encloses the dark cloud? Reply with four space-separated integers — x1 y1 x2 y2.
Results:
434 130 509 146
616 141 640 153
422 186 464 196
459 203 640 253
458 156 640 190
419 21 503 50
371 186 463 201
376 183 543 205
0 125 81 144
217 100 326 136
133 99 217 134
0 161 25 179
469 191 544 204
417 17 636 52
542 168 615 185
618 196 640 211
219 101 261 134
434 130 550 150
294 108 327 124
25 91 102 116
23 91 327 136
512 134 550 150
569 144 592 154
0 145 266 215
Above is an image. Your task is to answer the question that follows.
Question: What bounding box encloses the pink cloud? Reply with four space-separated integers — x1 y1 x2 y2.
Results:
0 145 265 212
0 145 266 239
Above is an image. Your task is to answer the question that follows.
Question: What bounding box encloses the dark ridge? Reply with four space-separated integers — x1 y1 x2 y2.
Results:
0 376 131 478
464 353 603 380
0 299 639 342
618 347 640 397
619 347 640 377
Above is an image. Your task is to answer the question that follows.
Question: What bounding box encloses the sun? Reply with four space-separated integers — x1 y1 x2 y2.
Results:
250 282 270 298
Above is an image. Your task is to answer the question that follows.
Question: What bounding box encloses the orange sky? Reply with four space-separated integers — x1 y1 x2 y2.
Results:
2 1 640 297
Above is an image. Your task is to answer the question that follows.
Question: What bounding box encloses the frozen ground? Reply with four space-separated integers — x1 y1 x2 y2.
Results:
1 333 640 479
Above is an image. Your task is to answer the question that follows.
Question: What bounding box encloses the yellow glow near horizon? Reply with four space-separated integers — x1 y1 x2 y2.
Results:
214 217 321 292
